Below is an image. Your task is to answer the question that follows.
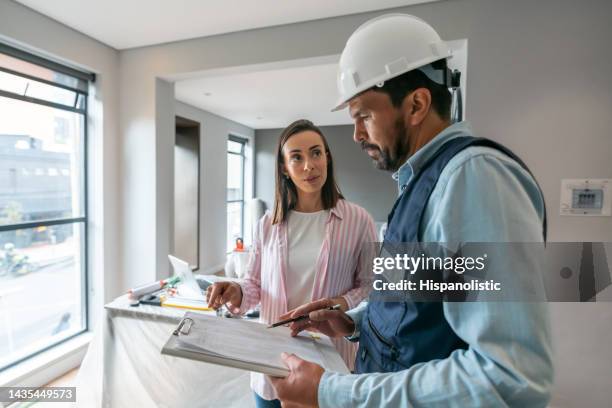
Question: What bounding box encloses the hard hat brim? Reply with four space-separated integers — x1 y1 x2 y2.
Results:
331 99 349 112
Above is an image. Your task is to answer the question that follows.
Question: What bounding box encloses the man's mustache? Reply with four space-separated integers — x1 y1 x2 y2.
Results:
360 141 380 152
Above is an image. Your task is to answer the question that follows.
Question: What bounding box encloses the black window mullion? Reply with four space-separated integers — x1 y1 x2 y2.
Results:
0 66 88 95
0 217 86 232
0 89 86 114
0 41 90 371
0 42 94 83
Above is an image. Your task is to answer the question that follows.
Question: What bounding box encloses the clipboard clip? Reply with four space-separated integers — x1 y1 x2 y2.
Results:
173 317 194 336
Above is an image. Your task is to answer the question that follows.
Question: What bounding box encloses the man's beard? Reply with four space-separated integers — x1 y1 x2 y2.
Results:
361 117 410 172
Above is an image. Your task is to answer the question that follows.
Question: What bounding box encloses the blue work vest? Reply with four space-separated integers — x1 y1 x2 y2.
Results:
355 136 546 374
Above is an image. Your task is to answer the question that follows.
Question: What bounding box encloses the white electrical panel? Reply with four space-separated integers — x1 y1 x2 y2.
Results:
560 179 611 216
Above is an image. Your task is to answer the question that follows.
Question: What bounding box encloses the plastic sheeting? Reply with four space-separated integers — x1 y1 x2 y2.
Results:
75 295 253 408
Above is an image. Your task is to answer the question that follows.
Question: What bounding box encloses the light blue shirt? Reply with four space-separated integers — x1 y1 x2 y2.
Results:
318 122 553 407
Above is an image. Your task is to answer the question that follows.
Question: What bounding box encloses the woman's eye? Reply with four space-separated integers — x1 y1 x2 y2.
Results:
290 155 301 162
312 150 322 157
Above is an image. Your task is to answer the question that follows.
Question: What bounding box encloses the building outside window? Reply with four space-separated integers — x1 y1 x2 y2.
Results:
0 44 92 371
226 135 247 252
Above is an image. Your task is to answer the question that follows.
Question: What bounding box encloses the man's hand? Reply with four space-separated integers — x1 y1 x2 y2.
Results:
205 282 242 313
269 353 324 408
278 298 356 338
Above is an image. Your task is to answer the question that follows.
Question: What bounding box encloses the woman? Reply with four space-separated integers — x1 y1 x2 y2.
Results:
207 119 376 408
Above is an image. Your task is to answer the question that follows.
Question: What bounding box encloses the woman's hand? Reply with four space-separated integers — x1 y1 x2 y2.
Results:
206 282 243 312
278 298 356 339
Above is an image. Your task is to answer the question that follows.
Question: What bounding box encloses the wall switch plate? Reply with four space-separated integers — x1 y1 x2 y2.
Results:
560 179 611 216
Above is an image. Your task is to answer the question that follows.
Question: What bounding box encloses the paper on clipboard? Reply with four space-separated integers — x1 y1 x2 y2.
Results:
161 312 349 377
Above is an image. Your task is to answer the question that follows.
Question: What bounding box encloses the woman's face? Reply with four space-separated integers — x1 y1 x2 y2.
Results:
282 130 328 195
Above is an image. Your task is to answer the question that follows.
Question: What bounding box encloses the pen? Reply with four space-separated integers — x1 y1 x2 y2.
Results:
267 304 341 328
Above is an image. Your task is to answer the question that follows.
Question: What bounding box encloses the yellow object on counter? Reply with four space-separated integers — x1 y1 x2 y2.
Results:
161 295 214 312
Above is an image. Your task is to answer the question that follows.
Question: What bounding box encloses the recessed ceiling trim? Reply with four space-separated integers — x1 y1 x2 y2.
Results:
166 53 340 83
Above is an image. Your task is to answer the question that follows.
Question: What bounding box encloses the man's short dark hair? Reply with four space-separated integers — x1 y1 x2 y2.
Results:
372 59 452 121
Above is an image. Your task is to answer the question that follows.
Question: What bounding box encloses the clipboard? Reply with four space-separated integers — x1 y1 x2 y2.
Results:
161 312 349 377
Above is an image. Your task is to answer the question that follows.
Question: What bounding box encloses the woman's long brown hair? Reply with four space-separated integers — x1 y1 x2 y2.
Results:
272 119 343 224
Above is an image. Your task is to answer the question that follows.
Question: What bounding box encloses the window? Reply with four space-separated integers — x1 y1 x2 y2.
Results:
227 136 247 252
0 43 93 371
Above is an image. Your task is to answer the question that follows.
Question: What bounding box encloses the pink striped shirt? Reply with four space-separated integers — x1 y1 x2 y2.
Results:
238 199 377 400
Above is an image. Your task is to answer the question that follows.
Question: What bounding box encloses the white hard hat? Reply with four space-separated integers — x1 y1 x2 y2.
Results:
333 14 453 111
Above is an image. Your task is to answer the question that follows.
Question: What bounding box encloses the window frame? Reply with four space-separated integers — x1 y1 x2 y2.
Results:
0 43 91 372
226 135 248 253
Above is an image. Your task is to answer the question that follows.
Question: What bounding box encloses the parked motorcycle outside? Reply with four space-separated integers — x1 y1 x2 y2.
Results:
0 243 35 277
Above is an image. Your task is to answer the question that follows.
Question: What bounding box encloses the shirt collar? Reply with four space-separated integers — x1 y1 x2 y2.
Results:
329 199 344 221
392 121 474 194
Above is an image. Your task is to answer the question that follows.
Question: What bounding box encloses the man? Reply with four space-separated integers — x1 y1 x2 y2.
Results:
269 14 553 407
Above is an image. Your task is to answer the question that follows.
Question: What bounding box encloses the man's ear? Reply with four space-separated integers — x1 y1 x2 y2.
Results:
404 88 432 126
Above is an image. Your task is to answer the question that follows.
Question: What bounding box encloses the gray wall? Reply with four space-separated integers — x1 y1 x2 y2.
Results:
255 125 397 222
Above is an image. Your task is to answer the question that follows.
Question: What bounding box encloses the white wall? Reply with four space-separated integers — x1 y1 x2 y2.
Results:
0 0 120 310
174 101 254 274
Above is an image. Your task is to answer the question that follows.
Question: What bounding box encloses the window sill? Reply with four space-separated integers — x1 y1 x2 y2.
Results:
0 332 92 388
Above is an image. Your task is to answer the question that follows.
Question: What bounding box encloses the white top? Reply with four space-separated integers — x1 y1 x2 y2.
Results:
286 209 328 311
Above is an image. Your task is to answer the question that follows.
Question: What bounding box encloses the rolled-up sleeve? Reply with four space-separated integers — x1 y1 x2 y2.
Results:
238 217 264 314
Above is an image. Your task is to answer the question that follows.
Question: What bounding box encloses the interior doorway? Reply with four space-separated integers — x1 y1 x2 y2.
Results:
174 116 200 270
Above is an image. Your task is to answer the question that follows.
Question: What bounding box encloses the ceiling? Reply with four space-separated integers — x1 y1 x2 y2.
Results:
175 59 349 129
15 0 437 50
